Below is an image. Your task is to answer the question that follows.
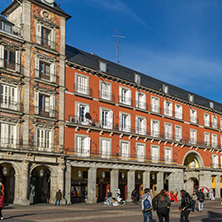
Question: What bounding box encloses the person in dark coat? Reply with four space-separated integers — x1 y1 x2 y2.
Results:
178 190 192 222
55 189 62 206
132 189 139 205
0 188 4 220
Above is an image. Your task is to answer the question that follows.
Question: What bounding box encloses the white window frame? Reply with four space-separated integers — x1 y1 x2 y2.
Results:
164 147 172 163
204 113 210 127
119 86 131 106
189 94 194 102
175 104 183 119
151 119 159 137
75 134 91 157
100 81 112 100
212 154 219 167
100 107 113 129
120 140 130 159
36 127 52 151
136 116 146 135
151 96 160 113
136 143 145 162
75 102 90 125
204 132 210 147
190 129 197 144
119 112 131 132
136 91 146 110
175 125 182 142
163 84 168 94
75 73 89 95
212 134 217 148
0 122 17 147
164 100 172 116
164 123 172 140
212 115 217 129
100 138 111 159
190 109 197 123
151 145 159 162
99 61 107 72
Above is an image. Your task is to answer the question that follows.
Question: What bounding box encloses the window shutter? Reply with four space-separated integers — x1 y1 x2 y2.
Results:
51 29 56 50
85 137 91 156
35 91 39 114
142 119 146 135
36 23 41 44
127 115 131 132
119 112 122 130
136 116 138 133
15 51 21 72
50 94 55 117
14 87 18 111
108 110 113 129
127 89 131 105
13 125 16 145
76 136 81 155
0 45 4 67
135 91 139 108
50 62 56 82
119 87 122 103
35 57 40 78
49 131 52 149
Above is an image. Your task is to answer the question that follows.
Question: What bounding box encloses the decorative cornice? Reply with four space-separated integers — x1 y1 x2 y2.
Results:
34 51 57 62
0 39 23 51
34 14 58 29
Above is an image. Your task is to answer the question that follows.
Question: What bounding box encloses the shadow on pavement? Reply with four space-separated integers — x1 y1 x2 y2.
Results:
4 213 36 220
202 211 222 221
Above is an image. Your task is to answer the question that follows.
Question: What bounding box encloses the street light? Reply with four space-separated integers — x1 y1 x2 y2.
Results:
78 170 82 178
152 174 155 180
121 172 125 179
137 173 141 180
39 169 44 178
2 167 7 176
102 172 106 179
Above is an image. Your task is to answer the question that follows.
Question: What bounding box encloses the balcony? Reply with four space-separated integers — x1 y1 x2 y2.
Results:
190 116 199 124
74 83 93 98
0 59 21 73
135 101 148 111
99 90 115 103
35 106 56 118
211 122 219 130
174 111 183 120
119 96 132 107
36 36 56 50
164 108 173 117
211 162 219 168
0 100 23 113
35 69 58 83
150 104 161 114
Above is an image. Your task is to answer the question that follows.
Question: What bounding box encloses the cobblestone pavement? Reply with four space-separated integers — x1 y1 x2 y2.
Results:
1 200 222 222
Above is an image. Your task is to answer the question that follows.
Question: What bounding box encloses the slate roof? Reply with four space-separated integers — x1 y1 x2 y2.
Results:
66 44 222 113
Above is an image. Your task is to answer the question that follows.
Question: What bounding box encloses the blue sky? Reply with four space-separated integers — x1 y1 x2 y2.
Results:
1 0 222 102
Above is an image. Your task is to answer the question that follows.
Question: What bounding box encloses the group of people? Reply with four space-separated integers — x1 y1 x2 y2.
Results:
104 188 125 206
142 188 206 222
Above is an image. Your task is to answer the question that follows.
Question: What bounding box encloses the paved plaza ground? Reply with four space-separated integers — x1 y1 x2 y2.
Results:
1 200 222 222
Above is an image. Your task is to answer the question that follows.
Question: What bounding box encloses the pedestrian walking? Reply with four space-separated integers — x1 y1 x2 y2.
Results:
153 189 171 222
132 189 139 205
141 188 153 222
209 189 215 201
191 191 197 212
178 190 192 222
104 189 112 206
196 189 204 212
55 189 62 206
0 187 4 220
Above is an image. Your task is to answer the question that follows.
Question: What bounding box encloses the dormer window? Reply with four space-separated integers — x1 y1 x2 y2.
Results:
134 73 141 85
210 102 214 109
99 61 107 72
188 94 194 102
163 84 168 94
0 21 12 34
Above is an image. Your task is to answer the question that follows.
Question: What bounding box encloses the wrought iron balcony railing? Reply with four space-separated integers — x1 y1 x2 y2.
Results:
0 59 21 73
119 96 132 106
74 83 93 97
36 35 56 50
99 90 115 102
34 69 58 83
0 100 23 112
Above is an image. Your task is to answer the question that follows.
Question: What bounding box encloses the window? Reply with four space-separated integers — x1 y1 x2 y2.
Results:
0 21 13 34
75 135 91 157
163 84 168 94
189 94 194 102
151 96 159 113
76 103 90 124
0 123 16 147
100 81 111 100
0 46 20 72
119 112 131 132
99 61 107 72
151 145 159 162
190 129 197 144
164 123 172 140
210 102 214 109
41 27 51 48
0 84 18 110
164 100 172 116
120 141 130 159
151 120 159 137
204 132 210 146
134 73 141 85
100 108 113 129
190 109 197 123
39 94 50 116
136 116 146 135
119 86 131 106
212 134 217 148
175 125 182 142
39 61 50 80
100 138 111 158
204 113 210 127
136 143 145 161
136 91 146 110
212 154 219 167
75 74 89 95
37 128 51 149
175 104 182 119
212 115 217 129
165 147 172 162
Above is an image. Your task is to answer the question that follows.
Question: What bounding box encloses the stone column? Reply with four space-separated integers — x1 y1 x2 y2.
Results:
143 171 150 190
65 161 71 204
199 172 211 189
127 170 135 202
16 161 30 205
58 161 66 204
156 171 164 194
111 169 119 196
87 167 97 204
215 175 220 199
169 172 184 192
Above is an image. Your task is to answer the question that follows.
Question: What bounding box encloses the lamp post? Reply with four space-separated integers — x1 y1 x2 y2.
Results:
78 170 82 178
39 169 44 178
137 173 141 180
121 172 125 179
102 172 106 179
152 174 155 180
2 167 7 176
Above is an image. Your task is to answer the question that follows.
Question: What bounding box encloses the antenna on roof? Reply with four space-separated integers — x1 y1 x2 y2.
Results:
113 30 125 64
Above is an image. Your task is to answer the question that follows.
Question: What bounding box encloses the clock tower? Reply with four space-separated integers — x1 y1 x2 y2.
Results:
1 0 71 205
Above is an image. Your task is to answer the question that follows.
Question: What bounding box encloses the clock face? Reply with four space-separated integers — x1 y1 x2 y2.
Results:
44 0 55 4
